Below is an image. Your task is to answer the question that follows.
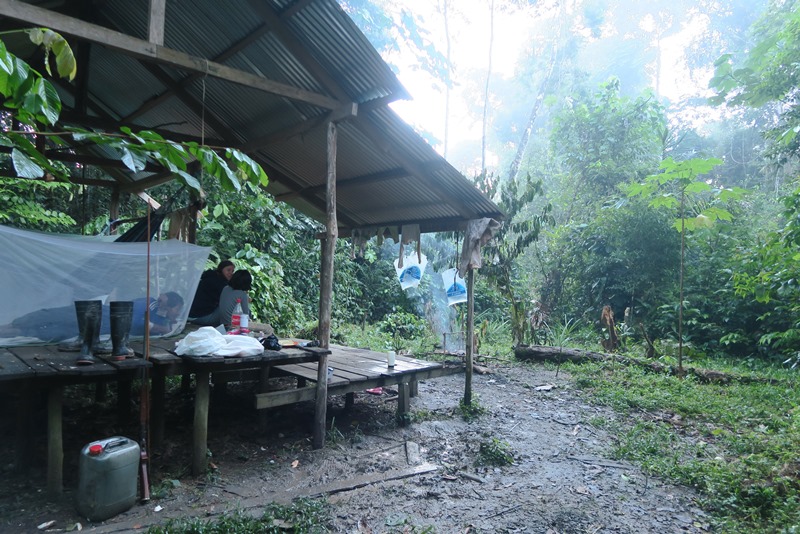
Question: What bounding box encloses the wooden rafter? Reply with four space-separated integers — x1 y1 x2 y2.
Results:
148 0 165 45
0 0 346 111
124 22 273 123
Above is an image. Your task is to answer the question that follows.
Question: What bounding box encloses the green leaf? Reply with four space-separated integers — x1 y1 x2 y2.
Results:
0 41 14 75
36 78 61 125
120 147 146 172
703 206 733 222
173 170 202 192
26 28 76 81
685 181 711 194
11 148 44 178
51 38 77 81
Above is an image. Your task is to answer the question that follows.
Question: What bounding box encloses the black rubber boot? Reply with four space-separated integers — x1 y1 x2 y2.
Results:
110 301 134 361
58 302 87 352
75 300 102 365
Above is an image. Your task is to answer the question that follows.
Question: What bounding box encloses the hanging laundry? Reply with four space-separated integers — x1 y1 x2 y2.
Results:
377 225 399 246
350 227 376 259
458 218 501 277
398 223 421 268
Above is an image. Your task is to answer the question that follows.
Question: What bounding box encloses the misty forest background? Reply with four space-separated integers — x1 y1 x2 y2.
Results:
4 0 800 369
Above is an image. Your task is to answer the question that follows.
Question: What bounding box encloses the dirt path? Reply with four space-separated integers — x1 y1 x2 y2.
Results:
0 363 709 533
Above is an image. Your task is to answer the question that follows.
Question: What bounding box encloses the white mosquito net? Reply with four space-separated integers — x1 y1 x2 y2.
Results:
0 224 210 346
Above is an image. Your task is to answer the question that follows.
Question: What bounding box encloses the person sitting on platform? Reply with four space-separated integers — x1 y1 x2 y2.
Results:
219 269 252 328
189 260 234 326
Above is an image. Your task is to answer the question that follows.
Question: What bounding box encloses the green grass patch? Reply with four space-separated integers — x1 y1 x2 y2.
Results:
146 498 331 533
458 395 486 421
564 358 800 532
476 437 515 467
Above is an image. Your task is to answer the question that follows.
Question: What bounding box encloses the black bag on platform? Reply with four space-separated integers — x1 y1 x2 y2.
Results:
261 334 281 351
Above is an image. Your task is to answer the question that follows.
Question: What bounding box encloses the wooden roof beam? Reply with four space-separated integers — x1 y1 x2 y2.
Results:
0 0 345 110
238 102 357 153
274 167 421 202
124 22 273 122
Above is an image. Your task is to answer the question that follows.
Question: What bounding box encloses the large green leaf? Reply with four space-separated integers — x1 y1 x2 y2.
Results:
26 28 76 81
11 148 44 178
0 41 14 75
34 77 61 125
120 147 147 172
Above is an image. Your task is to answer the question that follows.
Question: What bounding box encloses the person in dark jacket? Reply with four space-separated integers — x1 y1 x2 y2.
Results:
189 260 234 326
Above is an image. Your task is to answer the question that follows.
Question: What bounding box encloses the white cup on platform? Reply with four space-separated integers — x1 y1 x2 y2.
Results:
387 351 396 368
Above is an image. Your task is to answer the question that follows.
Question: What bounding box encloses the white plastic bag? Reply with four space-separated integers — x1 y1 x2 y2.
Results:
175 326 265 357
175 327 227 356
440 268 467 306
394 252 427 290
214 335 265 357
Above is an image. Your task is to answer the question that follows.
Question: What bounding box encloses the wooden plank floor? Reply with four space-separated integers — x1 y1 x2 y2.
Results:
272 343 464 395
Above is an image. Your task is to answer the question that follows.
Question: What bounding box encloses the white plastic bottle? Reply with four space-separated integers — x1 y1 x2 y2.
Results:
231 298 243 332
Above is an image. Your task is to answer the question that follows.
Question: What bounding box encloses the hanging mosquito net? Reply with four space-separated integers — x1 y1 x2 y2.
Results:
0 224 210 347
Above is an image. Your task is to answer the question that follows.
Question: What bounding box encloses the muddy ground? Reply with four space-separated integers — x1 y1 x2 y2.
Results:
0 362 710 533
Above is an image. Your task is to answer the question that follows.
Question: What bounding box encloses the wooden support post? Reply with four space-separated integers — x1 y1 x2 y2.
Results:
109 187 120 236
46 386 63 498
192 370 210 476
258 366 271 431
344 392 355 410
318 121 338 349
15 386 33 470
117 379 132 422
464 268 475 406
312 121 336 450
410 377 418 398
151 368 166 447
312 351 328 449
181 373 191 393
95 380 107 402
397 382 410 426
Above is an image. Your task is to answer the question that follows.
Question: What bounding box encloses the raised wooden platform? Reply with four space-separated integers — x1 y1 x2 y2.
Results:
257 343 465 419
0 344 150 497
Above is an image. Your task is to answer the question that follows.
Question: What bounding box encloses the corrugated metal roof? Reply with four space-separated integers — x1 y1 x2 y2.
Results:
2 0 503 234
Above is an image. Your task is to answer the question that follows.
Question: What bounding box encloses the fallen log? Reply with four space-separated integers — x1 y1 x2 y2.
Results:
514 345 786 385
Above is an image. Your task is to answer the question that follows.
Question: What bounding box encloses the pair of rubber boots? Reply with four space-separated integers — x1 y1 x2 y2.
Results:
74 301 133 365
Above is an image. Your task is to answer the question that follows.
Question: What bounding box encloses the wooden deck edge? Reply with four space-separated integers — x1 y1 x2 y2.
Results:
254 385 317 409
254 364 465 410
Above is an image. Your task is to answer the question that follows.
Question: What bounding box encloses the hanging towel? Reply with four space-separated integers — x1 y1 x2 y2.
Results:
377 225 399 247
398 223 421 268
458 218 501 277
350 227 375 259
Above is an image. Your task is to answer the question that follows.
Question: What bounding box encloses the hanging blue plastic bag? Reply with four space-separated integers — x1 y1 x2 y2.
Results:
440 268 467 306
394 253 427 290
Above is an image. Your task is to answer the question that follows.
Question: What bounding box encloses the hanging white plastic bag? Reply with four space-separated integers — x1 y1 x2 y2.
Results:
394 252 427 290
440 268 467 306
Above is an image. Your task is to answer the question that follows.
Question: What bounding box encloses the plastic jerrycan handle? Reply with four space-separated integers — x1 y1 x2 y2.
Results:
104 438 127 451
